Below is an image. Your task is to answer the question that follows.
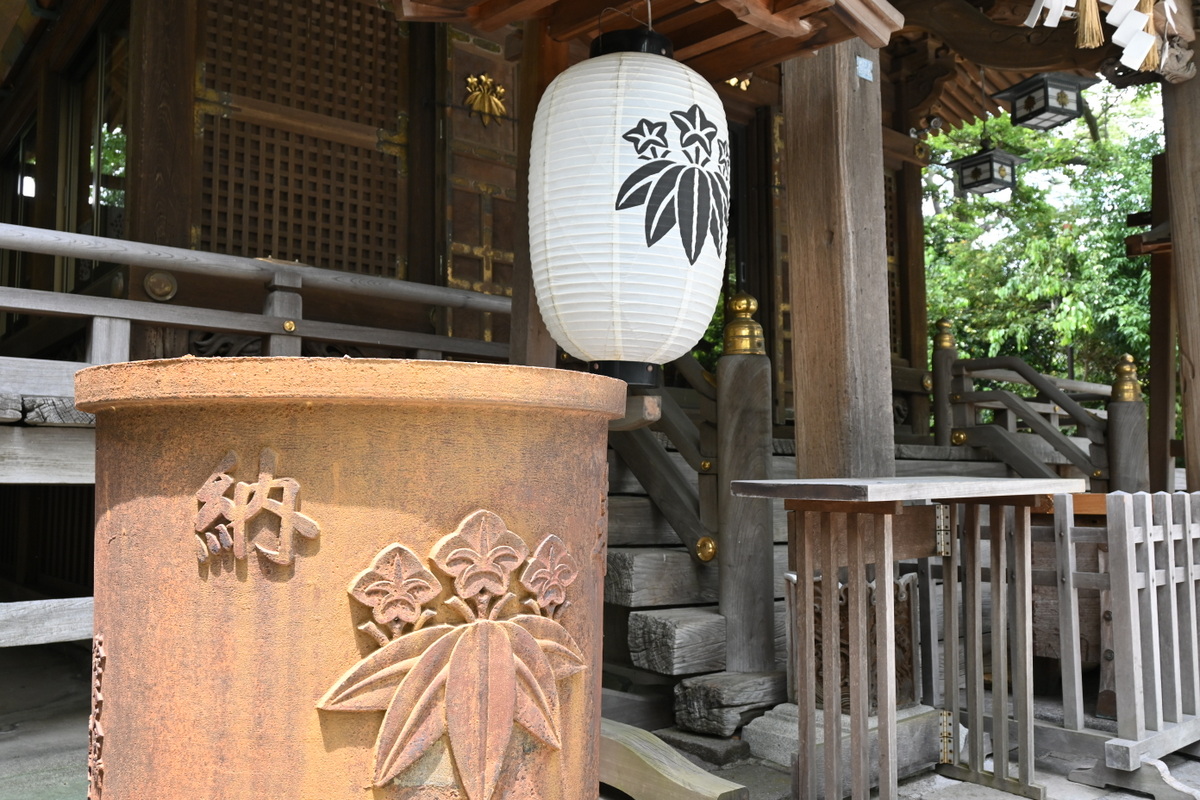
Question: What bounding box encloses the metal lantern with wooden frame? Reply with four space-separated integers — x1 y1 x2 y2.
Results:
993 72 1099 131
946 138 1028 195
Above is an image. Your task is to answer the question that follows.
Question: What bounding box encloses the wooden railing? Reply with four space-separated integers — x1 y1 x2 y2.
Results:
0 223 511 398
930 320 1150 492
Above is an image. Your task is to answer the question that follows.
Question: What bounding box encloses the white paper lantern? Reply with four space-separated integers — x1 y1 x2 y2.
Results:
528 33 729 383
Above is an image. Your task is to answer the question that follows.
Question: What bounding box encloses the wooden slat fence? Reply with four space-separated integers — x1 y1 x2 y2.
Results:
1039 492 1200 792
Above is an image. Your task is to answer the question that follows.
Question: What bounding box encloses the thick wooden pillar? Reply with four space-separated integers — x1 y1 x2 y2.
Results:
1163 76 1200 490
782 41 894 478
126 0 197 359
510 19 567 367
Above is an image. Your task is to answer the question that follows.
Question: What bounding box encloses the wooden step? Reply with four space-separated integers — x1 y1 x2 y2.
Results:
608 496 787 547
628 602 789 676
606 545 788 608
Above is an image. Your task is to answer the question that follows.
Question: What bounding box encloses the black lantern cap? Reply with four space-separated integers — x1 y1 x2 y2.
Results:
590 27 673 58
588 360 663 387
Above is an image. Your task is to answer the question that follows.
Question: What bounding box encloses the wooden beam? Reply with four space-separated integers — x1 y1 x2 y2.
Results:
1163 76 1200 490
0 597 93 647
783 40 894 479
0 426 95 483
1148 154 1177 492
685 29 820 82
472 0 558 31
891 0 1119 71
717 0 818 39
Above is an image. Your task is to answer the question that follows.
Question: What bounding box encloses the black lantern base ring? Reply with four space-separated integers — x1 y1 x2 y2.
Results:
588 360 662 387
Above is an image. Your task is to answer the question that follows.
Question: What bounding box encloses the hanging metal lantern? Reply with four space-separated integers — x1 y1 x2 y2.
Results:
992 72 1098 131
946 139 1027 195
528 28 730 386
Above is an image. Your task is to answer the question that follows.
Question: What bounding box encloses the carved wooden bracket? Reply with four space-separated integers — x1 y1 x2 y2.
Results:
717 0 819 39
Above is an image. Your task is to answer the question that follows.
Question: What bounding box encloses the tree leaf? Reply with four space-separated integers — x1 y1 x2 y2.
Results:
616 160 673 210
445 622 518 800
374 626 463 785
645 165 685 247
317 624 457 712
676 166 712 264
508 614 587 680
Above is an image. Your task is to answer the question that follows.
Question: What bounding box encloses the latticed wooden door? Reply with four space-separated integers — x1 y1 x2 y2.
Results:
195 0 409 277
437 24 519 346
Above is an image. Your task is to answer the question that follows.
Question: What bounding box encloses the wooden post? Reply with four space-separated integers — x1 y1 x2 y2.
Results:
510 19 567 368
1148 153 1177 492
931 319 958 448
1107 354 1151 493
782 41 894 479
1162 73 1200 490
127 0 198 359
718 292 775 672
263 272 303 357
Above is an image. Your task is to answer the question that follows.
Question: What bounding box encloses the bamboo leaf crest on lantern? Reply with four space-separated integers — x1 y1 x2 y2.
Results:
616 104 729 265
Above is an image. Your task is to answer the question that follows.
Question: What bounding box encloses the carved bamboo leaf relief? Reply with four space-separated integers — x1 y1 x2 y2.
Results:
317 624 458 712
318 510 588 799
445 623 518 800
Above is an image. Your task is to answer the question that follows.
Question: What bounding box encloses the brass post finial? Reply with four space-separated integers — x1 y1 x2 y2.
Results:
723 291 766 356
1112 354 1143 402
934 318 956 350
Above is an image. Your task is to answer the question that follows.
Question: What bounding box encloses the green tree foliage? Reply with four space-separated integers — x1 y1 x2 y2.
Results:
924 83 1162 386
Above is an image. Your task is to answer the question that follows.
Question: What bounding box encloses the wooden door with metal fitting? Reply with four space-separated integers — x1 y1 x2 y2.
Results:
437 23 519 348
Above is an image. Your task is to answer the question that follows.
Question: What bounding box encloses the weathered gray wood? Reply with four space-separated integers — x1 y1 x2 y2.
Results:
1136 493 1165 733
0 286 508 359
0 394 21 423
1109 492 1148 742
610 395 663 432
610 428 711 558
1013 504 1037 789
932 341 958 447
718 353 775 673
958 390 1097 476
0 222 512 313
990 504 1010 780
1070 756 1200 800
1176 494 1200 716
1054 494 1085 731
605 545 788 608
0 597 93 646
88 316 131 365
849 514 871 799
732 476 1085 503
0 426 95 483
1109 400 1151 493
796 512 818 800
598 718 749 800
782 40 894 480
610 449 697 495
964 504 985 771
0 355 79 397
944 504 962 766
1163 75 1200 490
1155 493 1182 725
876 515 897 800
896 460 1009 478
627 602 788 676
961 425 1062 480
601 687 676 732
650 388 708 474
263 272 304 357
22 396 94 427
674 671 787 737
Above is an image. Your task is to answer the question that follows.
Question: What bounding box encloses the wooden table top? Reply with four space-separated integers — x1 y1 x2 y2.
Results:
730 476 1087 503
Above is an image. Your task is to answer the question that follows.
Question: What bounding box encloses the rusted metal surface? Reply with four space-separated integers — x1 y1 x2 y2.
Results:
76 357 625 800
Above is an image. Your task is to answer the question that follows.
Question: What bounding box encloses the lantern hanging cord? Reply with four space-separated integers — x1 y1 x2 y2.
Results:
599 1 654 33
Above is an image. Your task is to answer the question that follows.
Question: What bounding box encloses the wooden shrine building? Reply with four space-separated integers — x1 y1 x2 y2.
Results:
2 1 1200 795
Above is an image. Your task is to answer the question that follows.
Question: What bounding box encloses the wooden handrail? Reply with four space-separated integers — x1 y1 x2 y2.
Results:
954 356 1106 443
0 222 512 315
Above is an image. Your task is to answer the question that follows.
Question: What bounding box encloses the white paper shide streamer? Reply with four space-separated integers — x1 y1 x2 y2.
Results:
528 52 730 366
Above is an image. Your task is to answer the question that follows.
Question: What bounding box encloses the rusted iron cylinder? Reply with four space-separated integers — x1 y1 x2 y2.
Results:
75 358 625 800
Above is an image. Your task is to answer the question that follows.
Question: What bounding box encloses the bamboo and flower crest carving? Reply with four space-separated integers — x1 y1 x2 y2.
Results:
318 509 586 800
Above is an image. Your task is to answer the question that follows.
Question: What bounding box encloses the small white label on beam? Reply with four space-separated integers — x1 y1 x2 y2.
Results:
856 56 874 81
